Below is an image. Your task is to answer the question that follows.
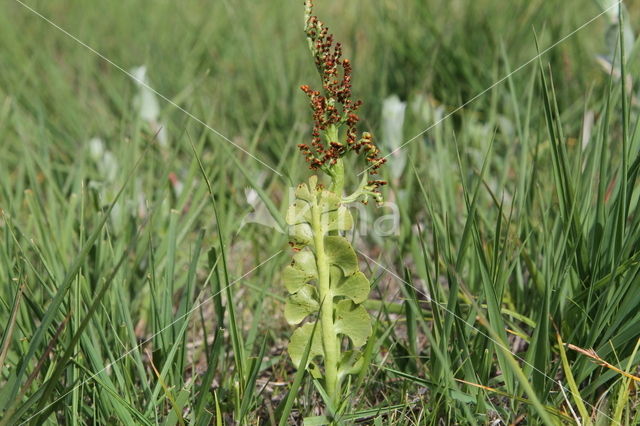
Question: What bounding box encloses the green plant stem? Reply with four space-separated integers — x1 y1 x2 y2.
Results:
330 158 345 196
312 197 339 404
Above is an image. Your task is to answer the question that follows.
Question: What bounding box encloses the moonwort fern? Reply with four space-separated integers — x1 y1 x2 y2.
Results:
282 0 386 407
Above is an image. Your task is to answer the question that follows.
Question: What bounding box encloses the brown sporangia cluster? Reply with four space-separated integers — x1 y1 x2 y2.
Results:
297 0 386 188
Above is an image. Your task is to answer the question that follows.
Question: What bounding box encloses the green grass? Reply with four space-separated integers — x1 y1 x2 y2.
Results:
1 0 640 424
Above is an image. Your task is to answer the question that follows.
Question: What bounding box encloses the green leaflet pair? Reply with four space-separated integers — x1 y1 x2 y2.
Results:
283 176 372 403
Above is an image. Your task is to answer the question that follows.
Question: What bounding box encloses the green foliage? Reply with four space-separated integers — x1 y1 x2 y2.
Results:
283 176 373 403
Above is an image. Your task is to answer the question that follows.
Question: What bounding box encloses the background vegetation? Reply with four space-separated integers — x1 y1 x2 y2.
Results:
1 0 640 423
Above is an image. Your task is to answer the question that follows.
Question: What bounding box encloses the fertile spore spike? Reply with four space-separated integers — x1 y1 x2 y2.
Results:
298 0 386 188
